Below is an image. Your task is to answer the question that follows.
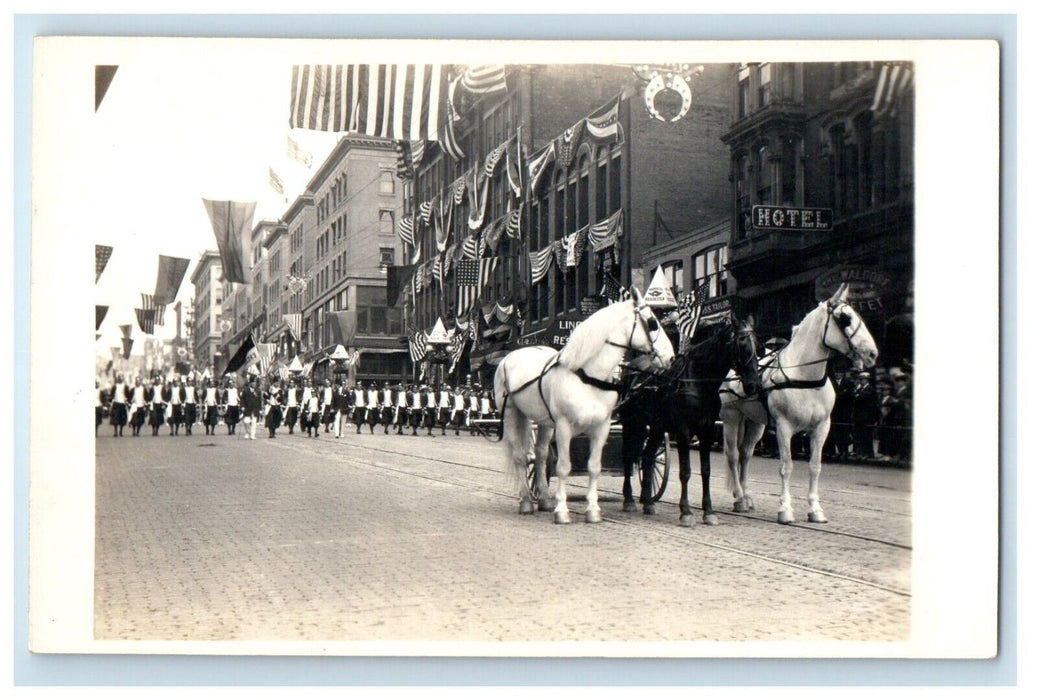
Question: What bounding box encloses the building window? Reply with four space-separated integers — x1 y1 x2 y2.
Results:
379 247 395 271
737 64 751 118
758 63 772 107
756 145 775 206
692 246 728 299
379 210 394 235
661 260 684 298
380 171 395 194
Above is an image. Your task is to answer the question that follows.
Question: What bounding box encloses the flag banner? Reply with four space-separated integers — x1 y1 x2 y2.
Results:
287 134 313 167
588 209 624 252
411 240 422 266
202 198 255 284
556 120 584 170
506 126 524 198
412 263 426 296
563 227 589 267
140 293 167 327
268 166 285 195
599 273 631 303
527 142 556 197
301 360 314 377
459 65 508 95
506 205 522 239
134 308 156 335
455 257 499 317
257 343 277 375
394 140 414 179
398 214 415 246
431 255 444 289
419 198 437 224
95 244 113 283
448 328 468 374
153 254 190 305
95 65 118 112
435 200 452 252
460 232 480 261
223 334 258 375
529 244 555 285
493 301 515 323
96 305 108 331
408 329 429 365
467 170 489 230
675 281 712 351
283 313 302 342
484 138 509 177
484 217 506 253
450 175 467 205
385 265 414 307
440 78 466 160
871 62 914 119
410 139 427 169
119 324 132 340
121 337 134 359
585 93 622 143
326 311 355 347
289 64 446 142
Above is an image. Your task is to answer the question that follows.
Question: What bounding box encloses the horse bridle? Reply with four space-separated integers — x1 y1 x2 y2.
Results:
606 303 664 366
822 300 866 364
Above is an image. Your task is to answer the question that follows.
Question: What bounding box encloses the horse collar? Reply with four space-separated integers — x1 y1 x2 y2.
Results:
575 368 623 393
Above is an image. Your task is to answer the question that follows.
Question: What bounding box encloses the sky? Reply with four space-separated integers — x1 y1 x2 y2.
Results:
89 51 339 354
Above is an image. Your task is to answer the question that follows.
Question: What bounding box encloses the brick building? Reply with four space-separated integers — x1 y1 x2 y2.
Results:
189 250 222 372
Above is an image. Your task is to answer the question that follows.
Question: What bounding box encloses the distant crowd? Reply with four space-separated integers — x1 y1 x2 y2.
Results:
97 374 500 440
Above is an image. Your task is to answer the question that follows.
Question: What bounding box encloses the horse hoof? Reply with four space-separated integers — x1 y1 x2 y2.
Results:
703 513 719 526
642 504 657 516
622 501 637 513
538 498 554 512
679 514 694 528
585 509 602 524
733 501 749 513
745 498 756 511
808 510 828 523
554 511 572 525
777 509 796 525
518 500 535 515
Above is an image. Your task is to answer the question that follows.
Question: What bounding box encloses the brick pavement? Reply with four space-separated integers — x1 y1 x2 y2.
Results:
94 428 910 643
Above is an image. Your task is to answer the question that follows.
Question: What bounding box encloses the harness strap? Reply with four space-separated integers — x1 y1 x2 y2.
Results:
575 368 623 393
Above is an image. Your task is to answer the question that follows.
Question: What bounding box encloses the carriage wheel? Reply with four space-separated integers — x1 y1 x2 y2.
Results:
638 432 671 502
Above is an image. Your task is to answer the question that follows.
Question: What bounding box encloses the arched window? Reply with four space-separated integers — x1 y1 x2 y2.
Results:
379 210 394 235
692 246 728 299
379 170 395 194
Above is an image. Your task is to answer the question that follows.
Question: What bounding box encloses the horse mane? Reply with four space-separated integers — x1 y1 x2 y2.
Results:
557 299 634 371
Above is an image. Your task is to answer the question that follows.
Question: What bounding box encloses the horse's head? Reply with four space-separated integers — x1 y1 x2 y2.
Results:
628 288 675 370
822 284 879 369
723 313 761 396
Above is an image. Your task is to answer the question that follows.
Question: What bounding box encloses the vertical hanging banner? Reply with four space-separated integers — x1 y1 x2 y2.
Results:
95 305 109 331
95 244 113 283
135 308 156 335
202 199 255 284
119 324 132 340
121 337 134 359
94 65 118 112
153 255 191 305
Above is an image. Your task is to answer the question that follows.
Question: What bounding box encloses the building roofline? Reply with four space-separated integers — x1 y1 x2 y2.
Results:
190 251 222 285
305 134 396 193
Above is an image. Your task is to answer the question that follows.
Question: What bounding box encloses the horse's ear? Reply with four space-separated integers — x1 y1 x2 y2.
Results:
828 283 850 304
630 287 644 306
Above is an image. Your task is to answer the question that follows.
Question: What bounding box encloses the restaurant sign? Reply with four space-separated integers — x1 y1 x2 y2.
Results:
814 265 893 314
752 205 833 232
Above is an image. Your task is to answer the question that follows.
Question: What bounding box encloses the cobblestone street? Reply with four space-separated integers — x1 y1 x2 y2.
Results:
94 427 911 645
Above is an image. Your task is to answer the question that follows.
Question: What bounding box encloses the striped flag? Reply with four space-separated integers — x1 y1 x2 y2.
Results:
455 257 499 317
408 329 429 365
459 65 507 95
506 205 522 239
528 244 555 285
450 176 467 205
289 64 446 142
283 313 302 341
419 198 437 224
871 62 914 119
256 343 277 375
431 255 444 289
286 134 313 167
398 214 415 246
460 233 480 261
674 281 711 351
95 244 113 283
484 139 508 177
440 77 466 160
587 209 623 252
134 308 156 335
599 274 631 303
268 166 285 195
506 126 524 198
141 293 166 326
527 142 556 197
468 173 489 230
585 94 622 144
410 139 427 169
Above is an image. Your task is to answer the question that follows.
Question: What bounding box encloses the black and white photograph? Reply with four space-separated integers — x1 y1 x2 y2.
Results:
27 35 1000 660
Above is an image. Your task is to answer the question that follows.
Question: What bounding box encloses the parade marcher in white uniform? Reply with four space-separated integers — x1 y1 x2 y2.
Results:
265 380 284 438
305 384 322 438
381 382 395 434
409 384 423 436
149 378 168 436
424 385 438 437
129 377 147 437
182 379 197 436
334 378 351 438
451 386 467 435
352 381 367 434
240 377 262 440
480 390 494 421
283 377 300 435
224 378 240 435
202 379 220 436
437 384 452 436
320 380 335 434
298 377 315 436
161 379 176 435
468 389 481 435
109 374 129 437
394 383 409 435
365 383 381 434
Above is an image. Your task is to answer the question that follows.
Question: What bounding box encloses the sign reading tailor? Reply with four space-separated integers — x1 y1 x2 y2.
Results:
700 295 733 318
752 205 833 231
815 266 893 313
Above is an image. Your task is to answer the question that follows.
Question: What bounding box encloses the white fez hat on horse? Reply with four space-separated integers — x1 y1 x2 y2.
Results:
641 266 678 308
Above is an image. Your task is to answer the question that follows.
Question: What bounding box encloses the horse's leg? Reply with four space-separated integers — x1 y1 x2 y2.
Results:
739 420 766 512
640 425 664 515
676 431 694 526
774 418 797 524
621 418 645 513
553 419 574 525
505 408 535 515
806 418 831 523
584 419 611 524
722 411 748 511
533 422 554 512
698 423 718 526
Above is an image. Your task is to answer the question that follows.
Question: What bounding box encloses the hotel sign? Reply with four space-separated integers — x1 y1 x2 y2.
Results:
752 205 833 232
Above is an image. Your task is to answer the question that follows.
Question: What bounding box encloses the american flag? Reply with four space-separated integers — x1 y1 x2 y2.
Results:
529 244 555 285
506 205 522 239
484 139 508 177
455 257 499 317
459 65 507 95
408 329 429 365
440 77 465 161
286 134 313 167
460 233 480 260
95 244 113 283
675 281 711 348
256 343 277 375
419 198 437 224
140 294 166 326
599 274 630 303
871 62 914 119
268 166 284 195
289 64 446 142
134 308 156 335
398 214 415 246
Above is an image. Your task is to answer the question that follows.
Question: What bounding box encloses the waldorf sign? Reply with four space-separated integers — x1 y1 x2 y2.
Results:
752 205 833 231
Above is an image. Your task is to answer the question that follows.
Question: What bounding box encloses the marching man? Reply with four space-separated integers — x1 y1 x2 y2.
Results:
320 379 335 434
284 377 300 435
202 379 220 436
395 383 409 435
165 378 180 436
352 380 367 434
451 385 467 436
305 382 322 438
409 383 424 436
224 377 240 436
366 381 381 434
109 374 129 437
149 378 168 436
381 382 395 434
467 387 481 435
334 377 351 438
240 377 262 440
182 377 197 436
424 384 438 437
265 379 284 438
437 383 452 436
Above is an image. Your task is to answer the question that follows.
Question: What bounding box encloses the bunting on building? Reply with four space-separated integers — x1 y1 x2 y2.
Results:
556 120 584 169
455 257 499 317
467 170 489 230
484 139 509 177
527 142 556 196
153 255 190 305
458 65 508 95
419 198 437 225
95 244 113 283
411 240 422 265
398 214 415 246
506 205 522 239
484 217 506 253
585 93 623 144
562 227 589 267
871 62 914 119
587 209 624 252
506 126 524 199
288 64 446 142
409 139 427 170
439 77 466 161
529 243 555 285
202 198 255 284
450 175 467 205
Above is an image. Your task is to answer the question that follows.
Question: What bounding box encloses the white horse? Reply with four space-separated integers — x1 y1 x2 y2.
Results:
719 284 879 524
494 291 675 524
